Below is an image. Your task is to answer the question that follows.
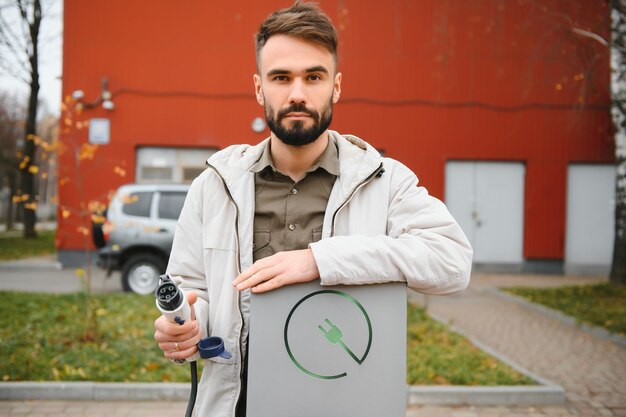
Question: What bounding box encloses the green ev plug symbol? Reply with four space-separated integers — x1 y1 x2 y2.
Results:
318 319 343 343
318 318 365 365
284 290 372 380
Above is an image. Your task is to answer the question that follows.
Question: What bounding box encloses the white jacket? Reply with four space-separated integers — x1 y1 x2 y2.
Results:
166 131 473 417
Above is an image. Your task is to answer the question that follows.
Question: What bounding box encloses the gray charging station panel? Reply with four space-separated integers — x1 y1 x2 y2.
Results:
247 281 407 417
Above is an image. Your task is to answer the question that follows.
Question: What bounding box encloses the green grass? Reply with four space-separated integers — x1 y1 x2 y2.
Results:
0 291 532 385
0 230 56 260
504 283 626 336
0 292 190 382
406 303 533 385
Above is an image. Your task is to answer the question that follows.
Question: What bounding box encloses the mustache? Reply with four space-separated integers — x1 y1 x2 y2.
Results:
276 103 319 123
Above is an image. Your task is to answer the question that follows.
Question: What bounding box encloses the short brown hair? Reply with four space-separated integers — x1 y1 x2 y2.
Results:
255 1 338 68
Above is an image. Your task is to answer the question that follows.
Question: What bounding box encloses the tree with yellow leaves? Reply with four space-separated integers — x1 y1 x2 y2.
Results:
0 92 25 230
0 0 54 238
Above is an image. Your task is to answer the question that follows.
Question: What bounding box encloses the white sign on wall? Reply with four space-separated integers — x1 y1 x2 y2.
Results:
88 118 110 145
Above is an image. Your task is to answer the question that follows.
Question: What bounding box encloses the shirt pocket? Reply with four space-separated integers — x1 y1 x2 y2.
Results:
312 227 322 243
253 229 272 259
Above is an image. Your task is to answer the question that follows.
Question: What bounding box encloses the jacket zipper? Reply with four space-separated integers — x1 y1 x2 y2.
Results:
205 164 245 416
330 163 384 237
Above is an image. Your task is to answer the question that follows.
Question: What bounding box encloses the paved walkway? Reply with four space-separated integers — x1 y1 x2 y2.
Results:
1 272 624 417
408 273 625 417
0 400 581 417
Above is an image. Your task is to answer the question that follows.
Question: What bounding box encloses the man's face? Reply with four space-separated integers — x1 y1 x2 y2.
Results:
254 35 342 146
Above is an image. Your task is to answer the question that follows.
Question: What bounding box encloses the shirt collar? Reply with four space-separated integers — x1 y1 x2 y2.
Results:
250 134 340 176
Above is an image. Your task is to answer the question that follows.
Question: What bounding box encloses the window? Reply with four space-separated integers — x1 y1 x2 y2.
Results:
136 147 216 183
122 192 153 217
183 167 205 182
158 192 187 220
141 166 173 181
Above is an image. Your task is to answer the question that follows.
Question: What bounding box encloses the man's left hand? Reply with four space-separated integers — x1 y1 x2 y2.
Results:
233 248 319 293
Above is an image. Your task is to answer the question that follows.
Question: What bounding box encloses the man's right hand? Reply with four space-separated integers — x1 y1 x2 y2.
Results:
154 292 202 361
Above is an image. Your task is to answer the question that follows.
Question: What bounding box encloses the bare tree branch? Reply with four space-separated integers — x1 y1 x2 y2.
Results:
15 1 32 52
0 67 29 84
572 27 610 47
0 9 28 51
0 32 30 70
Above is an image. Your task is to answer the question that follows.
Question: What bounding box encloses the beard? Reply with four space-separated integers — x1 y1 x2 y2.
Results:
265 98 333 147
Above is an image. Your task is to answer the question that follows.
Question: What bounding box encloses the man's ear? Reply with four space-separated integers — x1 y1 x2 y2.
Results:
333 72 342 104
253 74 264 106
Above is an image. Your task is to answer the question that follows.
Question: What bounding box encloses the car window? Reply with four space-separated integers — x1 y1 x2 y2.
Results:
121 192 153 217
158 192 187 220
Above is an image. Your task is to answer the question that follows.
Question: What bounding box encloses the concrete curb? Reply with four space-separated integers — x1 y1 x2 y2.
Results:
0 258 62 271
408 385 565 406
489 288 626 348
0 381 565 406
0 382 190 401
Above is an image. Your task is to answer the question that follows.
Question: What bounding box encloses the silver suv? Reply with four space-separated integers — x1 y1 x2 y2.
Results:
94 183 189 294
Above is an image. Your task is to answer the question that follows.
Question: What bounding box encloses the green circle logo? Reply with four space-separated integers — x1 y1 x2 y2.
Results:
283 290 373 380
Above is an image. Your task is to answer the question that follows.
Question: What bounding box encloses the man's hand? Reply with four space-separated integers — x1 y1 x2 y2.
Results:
154 292 202 361
233 248 319 293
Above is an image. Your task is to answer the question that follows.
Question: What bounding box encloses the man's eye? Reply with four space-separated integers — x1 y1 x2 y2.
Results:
308 75 322 81
273 75 288 81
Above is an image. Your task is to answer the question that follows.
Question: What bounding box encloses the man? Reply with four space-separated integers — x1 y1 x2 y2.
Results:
154 2 473 416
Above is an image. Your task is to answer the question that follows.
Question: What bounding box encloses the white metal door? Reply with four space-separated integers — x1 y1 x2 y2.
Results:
565 165 615 273
445 161 525 264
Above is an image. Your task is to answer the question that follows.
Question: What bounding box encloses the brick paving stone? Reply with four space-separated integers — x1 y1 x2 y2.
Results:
575 404 598 415
482 407 509 413
450 411 479 417
5 407 30 415
407 405 450 416
413 273 626 417
607 399 626 408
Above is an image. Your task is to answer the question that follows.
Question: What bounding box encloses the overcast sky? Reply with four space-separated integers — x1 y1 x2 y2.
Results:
0 0 63 117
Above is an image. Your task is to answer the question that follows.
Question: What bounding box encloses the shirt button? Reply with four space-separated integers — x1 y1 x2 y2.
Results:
290 188 298 195
288 224 295 231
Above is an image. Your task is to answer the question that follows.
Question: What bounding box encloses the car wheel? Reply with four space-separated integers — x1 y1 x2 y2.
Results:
121 254 166 294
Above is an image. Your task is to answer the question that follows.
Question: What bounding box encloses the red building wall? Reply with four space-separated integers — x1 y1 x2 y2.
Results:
59 0 614 261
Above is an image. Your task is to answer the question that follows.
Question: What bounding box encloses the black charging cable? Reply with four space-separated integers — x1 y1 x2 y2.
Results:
155 275 231 417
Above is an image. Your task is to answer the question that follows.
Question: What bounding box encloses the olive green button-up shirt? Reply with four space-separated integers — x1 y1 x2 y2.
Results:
250 137 339 262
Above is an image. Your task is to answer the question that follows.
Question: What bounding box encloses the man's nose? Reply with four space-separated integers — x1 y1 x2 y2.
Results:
288 78 306 104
